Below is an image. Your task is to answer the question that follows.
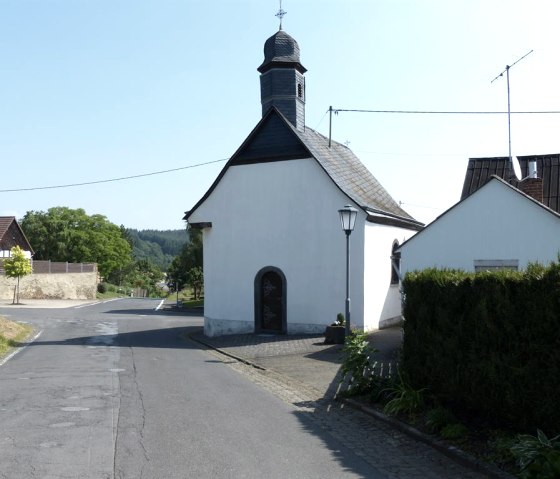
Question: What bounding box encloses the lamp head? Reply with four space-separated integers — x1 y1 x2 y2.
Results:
338 205 358 233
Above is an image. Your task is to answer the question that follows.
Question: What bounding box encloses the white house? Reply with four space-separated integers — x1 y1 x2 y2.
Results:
398 174 560 275
185 29 423 337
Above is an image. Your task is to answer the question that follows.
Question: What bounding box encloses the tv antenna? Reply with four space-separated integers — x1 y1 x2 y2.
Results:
491 50 533 166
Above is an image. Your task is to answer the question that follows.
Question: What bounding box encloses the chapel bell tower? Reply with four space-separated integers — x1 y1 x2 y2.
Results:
257 27 307 131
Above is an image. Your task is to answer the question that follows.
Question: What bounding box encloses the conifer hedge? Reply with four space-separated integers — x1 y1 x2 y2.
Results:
401 263 560 434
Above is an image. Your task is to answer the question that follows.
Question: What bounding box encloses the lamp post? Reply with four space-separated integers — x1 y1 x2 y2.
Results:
338 205 358 339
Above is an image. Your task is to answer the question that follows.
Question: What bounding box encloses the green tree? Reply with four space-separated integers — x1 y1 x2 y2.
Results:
187 266 204 300
3 246 32 304
167 227 202 292
20 207 132 279
129 259 165 296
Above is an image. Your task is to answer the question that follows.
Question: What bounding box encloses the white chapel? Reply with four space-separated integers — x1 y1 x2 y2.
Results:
185 27 423 337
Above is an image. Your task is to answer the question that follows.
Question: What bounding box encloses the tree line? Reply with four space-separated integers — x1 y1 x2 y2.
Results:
126 229 186 271
19 207 202 297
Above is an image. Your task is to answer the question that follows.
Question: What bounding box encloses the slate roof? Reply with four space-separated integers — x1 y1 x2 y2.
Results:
298 127 419 224
186 108 423 230
461 153 560 213
257 30 306 74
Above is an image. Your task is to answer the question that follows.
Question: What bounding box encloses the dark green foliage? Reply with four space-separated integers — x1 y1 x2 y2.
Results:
126 229 187 271
335 312 345 326
401 264 560 434
187 266 203 300
20 207 132 279
166 228 202 291
440 423 469 440
97 283 107 294
511 430 560 479
382 370 426 417
425 406 457 433
106 259 165 297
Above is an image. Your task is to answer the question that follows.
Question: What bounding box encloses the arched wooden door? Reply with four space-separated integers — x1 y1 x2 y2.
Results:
254 267 287 334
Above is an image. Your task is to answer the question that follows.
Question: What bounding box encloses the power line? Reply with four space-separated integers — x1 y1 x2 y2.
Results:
0 158 228 193
331 108 560 115
327 105 560 145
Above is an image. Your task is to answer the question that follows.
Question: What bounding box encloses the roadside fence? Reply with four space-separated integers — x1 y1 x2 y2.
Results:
0 260 97 275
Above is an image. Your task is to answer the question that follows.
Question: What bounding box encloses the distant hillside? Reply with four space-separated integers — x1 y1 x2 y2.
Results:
127 229 187 271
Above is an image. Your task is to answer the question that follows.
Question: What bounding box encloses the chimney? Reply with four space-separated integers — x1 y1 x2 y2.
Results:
528 160 538 178
518 161 543 203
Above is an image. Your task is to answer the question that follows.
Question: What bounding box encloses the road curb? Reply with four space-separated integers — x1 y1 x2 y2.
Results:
188 333 266 370
0 329 42 367
343 398 514 479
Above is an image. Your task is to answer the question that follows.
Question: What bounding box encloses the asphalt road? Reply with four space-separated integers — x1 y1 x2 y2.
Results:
0 299 385 479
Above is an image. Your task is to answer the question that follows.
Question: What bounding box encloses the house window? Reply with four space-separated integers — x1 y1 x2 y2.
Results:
297 82 303 99
473 259 519 272
390 241 400 285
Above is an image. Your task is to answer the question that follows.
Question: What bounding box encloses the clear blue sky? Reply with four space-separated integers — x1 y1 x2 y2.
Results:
1 0 559 230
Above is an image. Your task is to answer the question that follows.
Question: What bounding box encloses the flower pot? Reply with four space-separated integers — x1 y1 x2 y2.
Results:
324 325 345 344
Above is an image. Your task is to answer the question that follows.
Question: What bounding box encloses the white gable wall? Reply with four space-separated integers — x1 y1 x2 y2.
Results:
189 157 366 336
400 179 560 274
363 223 417 331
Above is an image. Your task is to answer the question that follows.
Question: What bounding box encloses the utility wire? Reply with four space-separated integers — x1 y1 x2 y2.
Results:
0 158 228 193
7 107 560 194
332 108 560 114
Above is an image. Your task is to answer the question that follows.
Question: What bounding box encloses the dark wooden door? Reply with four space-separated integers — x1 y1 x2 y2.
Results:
260 271 283 332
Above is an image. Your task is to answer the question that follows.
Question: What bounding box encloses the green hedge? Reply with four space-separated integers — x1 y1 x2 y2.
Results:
401 263 560 434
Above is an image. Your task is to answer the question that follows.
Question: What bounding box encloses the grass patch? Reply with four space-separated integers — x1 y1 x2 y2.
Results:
96 290 126 300
181 299 204 308
0 316 32 358
167 288 204 308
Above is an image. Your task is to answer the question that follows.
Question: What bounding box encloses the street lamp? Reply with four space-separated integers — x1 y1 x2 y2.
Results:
338 205 358 339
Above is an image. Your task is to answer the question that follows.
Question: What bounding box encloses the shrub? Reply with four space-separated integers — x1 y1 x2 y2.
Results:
334 313 345 326
97 283 107 294
510 429 560 479
425 406 457 434
401 263 560 433
340 330 378 395
441 423 469 440
382 370 426 417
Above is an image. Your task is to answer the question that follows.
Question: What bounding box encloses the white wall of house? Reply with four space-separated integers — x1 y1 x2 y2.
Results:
400 179 560 275
1 249 32 259
363 224 417 330
189 157 366 336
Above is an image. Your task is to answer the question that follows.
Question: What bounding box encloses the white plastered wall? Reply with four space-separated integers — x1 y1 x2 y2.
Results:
400 179 560 275
189 157 366 336
363 223 418 331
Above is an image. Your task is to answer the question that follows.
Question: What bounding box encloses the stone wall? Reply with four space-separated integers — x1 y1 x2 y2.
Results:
0 273 97 300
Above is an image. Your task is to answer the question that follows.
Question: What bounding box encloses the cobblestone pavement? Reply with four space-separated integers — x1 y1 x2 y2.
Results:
191 330 506 479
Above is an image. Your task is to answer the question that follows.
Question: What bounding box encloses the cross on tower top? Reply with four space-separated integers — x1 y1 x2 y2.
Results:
275 0 287 30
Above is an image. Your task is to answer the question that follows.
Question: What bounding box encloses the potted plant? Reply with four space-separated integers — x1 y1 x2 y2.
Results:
324 313 346 344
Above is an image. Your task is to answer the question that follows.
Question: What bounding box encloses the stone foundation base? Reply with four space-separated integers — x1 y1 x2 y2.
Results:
379 315 403 329
203 316 331 337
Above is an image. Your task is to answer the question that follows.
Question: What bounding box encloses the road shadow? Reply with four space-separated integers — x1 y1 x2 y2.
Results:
14 325 210 350
103 307 204 317
290 404 386 479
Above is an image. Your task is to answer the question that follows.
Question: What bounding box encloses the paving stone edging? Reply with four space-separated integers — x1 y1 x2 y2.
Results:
190 333 267 370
